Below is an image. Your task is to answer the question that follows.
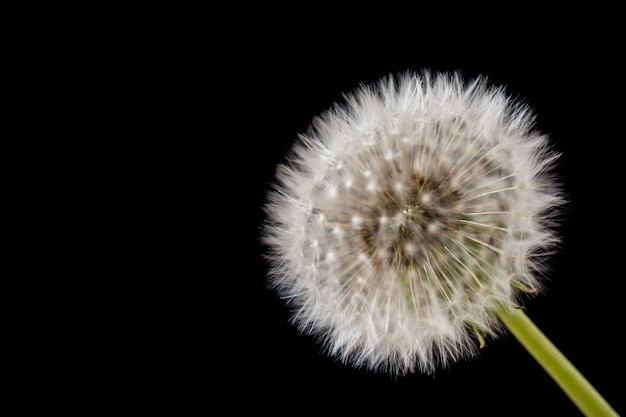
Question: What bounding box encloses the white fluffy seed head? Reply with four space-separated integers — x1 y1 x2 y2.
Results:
262 71 564 376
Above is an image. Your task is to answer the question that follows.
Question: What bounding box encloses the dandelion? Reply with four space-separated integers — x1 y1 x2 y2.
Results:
262 71 617 416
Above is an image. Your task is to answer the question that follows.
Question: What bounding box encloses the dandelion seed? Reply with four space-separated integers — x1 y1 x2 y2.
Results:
262 71 564 376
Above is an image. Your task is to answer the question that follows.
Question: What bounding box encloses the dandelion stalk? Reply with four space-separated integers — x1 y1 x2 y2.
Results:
497 306 618 417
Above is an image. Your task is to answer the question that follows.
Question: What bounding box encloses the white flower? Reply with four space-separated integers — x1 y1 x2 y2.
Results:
262 71 563 375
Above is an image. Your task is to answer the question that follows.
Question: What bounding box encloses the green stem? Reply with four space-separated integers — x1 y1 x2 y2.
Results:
497 306 618 417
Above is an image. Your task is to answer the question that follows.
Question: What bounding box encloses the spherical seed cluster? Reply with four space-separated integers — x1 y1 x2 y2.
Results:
262 71 563 375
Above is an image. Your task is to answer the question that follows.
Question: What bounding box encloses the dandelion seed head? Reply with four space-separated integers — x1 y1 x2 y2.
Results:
262 71 564 375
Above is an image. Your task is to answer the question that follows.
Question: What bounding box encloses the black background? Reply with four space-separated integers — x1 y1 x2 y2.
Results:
190 14 624 417
17 7 624 416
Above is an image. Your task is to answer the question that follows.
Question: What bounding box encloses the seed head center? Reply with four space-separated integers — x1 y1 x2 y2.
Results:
360 180 459 269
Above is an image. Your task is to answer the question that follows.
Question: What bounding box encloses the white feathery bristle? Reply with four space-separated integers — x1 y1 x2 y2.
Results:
262 71 564 375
